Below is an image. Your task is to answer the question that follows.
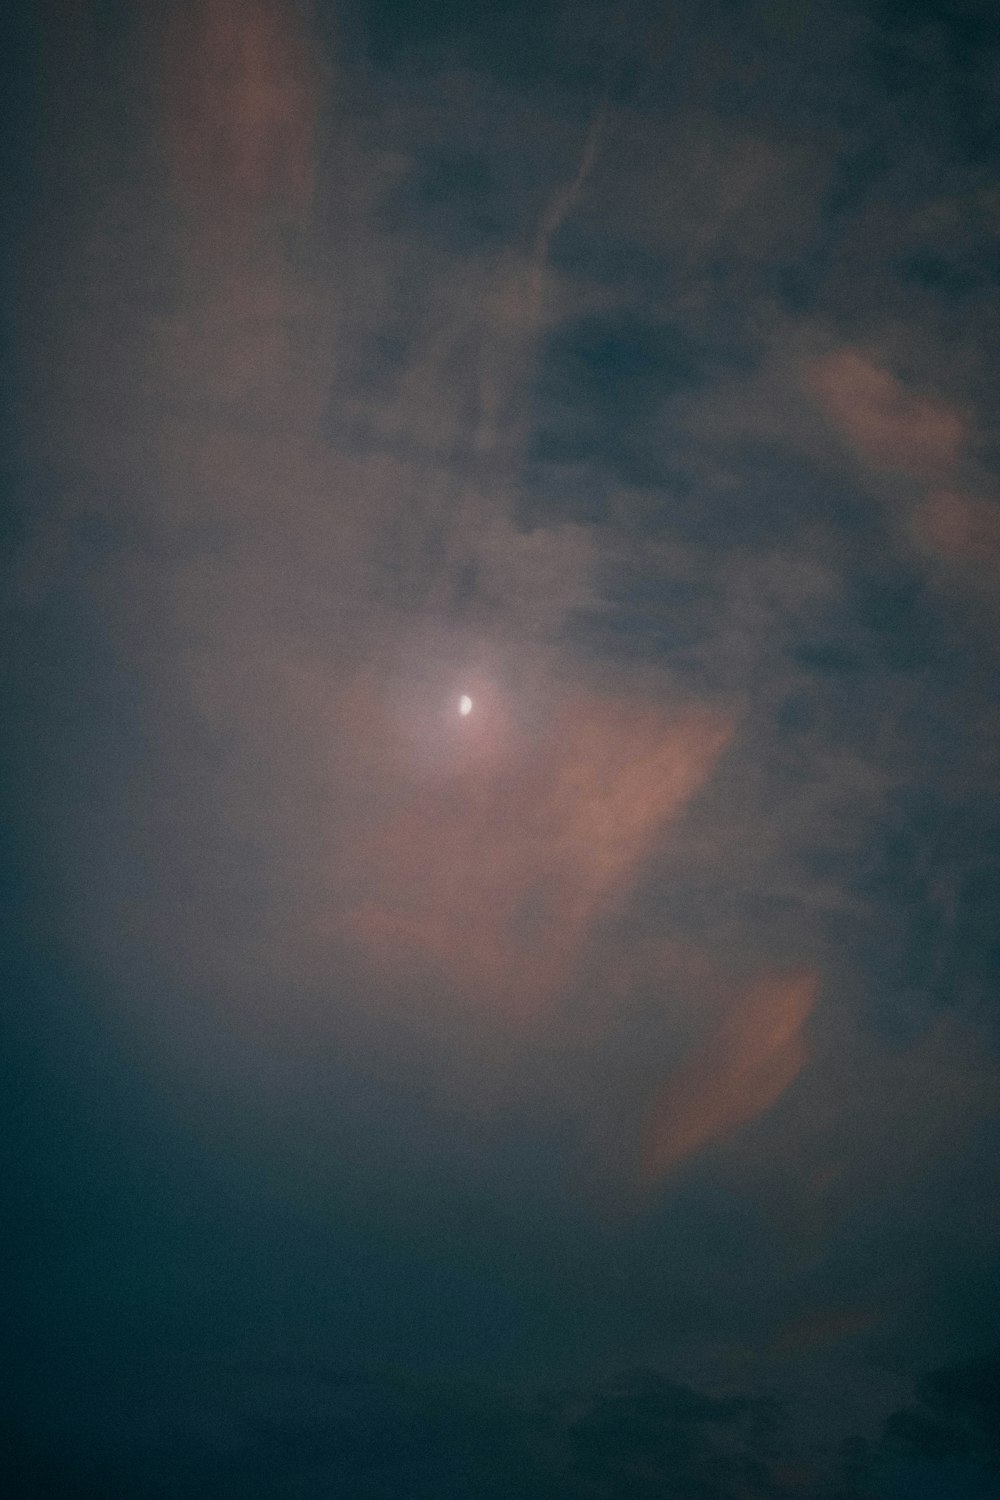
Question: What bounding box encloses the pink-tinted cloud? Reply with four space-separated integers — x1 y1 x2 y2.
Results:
802 348 1000 601
160 0 320 225
806 348 966 477
912 489 1000 574
342 689 733 1020
639 970 817 1186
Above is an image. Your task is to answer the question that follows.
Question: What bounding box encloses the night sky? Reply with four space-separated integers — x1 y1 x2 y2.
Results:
3 0 1000 1495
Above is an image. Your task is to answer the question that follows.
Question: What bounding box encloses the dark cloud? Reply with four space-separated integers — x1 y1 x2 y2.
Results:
19 1362 805 1498
916 1353 1000 1439
884 1406 973 1462
875 1351 1000 1497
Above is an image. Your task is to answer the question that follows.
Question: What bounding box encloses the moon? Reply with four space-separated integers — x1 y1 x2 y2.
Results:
459 694 473 716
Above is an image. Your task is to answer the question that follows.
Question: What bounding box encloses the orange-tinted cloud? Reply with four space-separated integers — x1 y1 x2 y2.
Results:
342 690 733 1020
639 970 817 1186
161 0 320 224
804 350 1000 598
912 489 1000 574
806 349 966 477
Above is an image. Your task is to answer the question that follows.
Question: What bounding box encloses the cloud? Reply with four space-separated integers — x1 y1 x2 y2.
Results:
878 1351 1000 1491
805 348 967 478
524 101 606 330
92 1361 806 1498
12 0 756 1184
342 690 733 1020
802 348 1000 601
557 1367 784 1498
160 0 322 225
911 489 1000 574
11 0 1000 1426
638 970 817 1186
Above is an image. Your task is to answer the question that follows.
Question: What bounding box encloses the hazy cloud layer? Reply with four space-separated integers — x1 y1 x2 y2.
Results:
5 0 1000 1487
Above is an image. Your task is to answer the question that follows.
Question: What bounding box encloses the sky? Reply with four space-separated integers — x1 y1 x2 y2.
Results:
2 0 1000 1494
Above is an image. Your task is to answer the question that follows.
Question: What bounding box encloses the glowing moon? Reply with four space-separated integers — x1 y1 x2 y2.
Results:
459 694 473 716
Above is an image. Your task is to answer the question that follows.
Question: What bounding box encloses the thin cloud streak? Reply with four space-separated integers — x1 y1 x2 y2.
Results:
160 0 321 227
639 970 818 1186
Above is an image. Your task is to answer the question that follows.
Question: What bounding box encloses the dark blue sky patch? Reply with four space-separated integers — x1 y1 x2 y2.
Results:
845 792 1000 1039
899 252 981 298
846 568 943 674
377 148 510 252
548 223 674 301
527 312 700 489
354 0 608 97
877 0 999 67
587 567 711 662
688 439 873 551
763 559 947 697
866 0 1000 163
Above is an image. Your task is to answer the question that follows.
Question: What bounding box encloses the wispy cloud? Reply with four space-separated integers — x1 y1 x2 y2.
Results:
638 970 817 1186
342 691 733 1021
805 348 967 478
